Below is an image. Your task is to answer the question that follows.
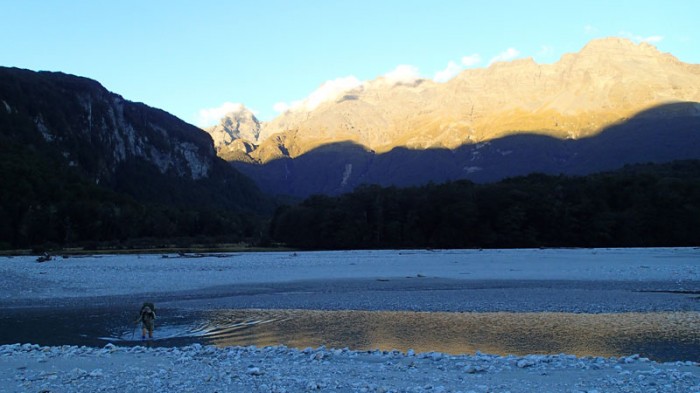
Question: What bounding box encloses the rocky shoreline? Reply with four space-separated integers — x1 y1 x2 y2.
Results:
2 343 698 393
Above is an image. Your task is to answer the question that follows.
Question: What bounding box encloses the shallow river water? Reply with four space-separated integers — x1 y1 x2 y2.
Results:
1 308 697 363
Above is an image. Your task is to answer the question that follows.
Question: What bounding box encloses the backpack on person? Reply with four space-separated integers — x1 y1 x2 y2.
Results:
140 302 156 319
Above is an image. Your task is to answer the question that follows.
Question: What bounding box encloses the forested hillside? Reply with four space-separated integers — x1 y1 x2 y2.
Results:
0 139 264 250
269 161 700 249
0 67 269 250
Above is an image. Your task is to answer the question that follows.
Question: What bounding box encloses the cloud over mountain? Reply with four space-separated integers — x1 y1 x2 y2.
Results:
201 37 700 198
272 65 426 115
461 54 482 67
619 31 664 43
434 54 483 83
488 48 520 65
434 61 462 83
232 37 700 161
198 102 247 127
274 76 363 114
383 64 422 85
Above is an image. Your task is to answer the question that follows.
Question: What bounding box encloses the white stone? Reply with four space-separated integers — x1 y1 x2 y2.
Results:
247 366 264 376
516 359 535 368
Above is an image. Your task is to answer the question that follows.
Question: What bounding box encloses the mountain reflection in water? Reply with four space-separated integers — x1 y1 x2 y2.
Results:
1 309 697 362
198 310 699 362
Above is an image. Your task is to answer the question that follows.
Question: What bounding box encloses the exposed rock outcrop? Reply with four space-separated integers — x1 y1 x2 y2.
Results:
0 66 267 211
206 105 261 159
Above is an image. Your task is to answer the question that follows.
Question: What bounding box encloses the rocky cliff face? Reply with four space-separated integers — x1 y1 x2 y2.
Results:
205 105 261 161
212 38 700 197
0 67 266 211
0 67 217 182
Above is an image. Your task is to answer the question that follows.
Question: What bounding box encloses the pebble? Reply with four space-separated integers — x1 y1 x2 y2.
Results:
247 366 264 376
517 359 536 368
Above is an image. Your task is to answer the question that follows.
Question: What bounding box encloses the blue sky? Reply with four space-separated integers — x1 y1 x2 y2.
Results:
1 0 698 125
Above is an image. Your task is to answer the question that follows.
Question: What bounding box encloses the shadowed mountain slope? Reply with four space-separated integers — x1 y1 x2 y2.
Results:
211 38 700 198
233 102 700 198
0 66 267 211
0 67 270 248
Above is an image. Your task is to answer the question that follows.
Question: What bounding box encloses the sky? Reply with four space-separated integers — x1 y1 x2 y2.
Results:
1 0 698 126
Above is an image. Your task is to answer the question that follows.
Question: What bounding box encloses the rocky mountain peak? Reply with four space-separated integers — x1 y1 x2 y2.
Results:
579 37 659 55
206 105 261 146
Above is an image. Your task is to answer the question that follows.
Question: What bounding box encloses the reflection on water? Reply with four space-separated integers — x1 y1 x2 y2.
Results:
0 309 697 362
198 310 700 362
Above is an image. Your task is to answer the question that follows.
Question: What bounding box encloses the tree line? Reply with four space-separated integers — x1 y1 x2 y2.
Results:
0 139 264 251
3 147 700 251
268 161 700 249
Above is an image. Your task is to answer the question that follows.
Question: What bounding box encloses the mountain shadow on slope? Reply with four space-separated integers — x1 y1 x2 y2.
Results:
232 102 700 198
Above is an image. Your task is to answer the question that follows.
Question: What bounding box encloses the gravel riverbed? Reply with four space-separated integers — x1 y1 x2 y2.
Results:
1 343 698 393
1 248 699 392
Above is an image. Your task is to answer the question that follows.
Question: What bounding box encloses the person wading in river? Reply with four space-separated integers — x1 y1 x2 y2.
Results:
135 302 156 340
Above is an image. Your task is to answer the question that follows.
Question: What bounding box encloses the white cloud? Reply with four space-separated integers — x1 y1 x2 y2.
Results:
488 48 521 65
642 35 664 43
273 102 290 113
383 64 422 85
432 54 483 83
620 31 664 43
538 45 553 56
461 54 482 67
584 25 598 35
273 75 363 113
304 76 363 110
197 102 245 127
433 61 462 83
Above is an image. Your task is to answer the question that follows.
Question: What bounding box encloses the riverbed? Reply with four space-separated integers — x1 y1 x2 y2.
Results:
1 248 698 392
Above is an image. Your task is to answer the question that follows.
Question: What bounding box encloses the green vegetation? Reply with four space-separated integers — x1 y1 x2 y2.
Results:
3 148 700 251
0 135 267 252
0 67 271 252
269 160 700 249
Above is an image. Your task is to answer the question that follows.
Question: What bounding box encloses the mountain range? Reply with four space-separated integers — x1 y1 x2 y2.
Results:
206 37 700 197
2 37 700 249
